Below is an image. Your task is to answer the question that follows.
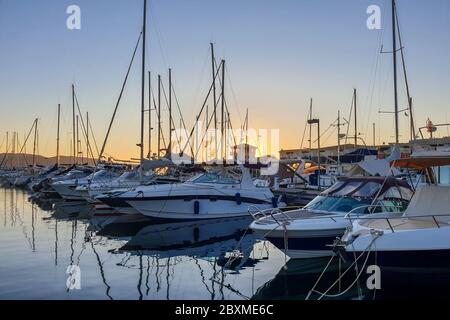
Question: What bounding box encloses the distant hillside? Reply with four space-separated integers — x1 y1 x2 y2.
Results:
0 153 95 168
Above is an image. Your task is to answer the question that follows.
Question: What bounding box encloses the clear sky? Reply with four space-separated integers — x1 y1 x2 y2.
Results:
0 0 449 159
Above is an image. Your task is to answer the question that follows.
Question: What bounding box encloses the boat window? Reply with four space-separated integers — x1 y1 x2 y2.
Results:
305 195 372 213
191 173 240 185
383 186 402 199
352 182 381 198
321 181 346 195
399 187 414 201
374 199 409 212
332 181 364 197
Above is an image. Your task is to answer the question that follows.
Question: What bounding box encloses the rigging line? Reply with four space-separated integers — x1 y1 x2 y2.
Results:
189 46 211 125
224 63 243 125
88 120 101 160
395 3 415 139
193 105 216 159
148 1 170 69
171 84 194 155
344 94 354 146
180 65 222 155
300 106 310 150
97 31 142 164
150 85 167 150
74 92 97 165
312 119 338 144
160 81 177 149
363 0 387 138
17 119 38 167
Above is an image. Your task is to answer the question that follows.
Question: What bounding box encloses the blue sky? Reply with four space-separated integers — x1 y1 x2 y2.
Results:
0 0 449 158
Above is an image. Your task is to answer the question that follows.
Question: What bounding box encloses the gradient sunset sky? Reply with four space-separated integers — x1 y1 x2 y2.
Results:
0 0 449 160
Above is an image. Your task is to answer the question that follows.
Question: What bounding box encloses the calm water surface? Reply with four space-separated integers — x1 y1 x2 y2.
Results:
1 187 450 300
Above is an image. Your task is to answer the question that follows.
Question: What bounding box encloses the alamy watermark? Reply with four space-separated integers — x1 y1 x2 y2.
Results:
66 265 81 290
170 123 280 176
66 5 81 30
367 5 381 30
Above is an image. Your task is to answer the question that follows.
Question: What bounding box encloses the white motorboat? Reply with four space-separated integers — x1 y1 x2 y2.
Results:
99 166 285 221
51 169 120 201
75 169 154 202
250 176 412 258
341 152 450 268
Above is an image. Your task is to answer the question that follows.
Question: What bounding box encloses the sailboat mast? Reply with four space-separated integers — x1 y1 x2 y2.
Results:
86 112 90 162
211 43 218 157
158 74 161 158
32 119 38 166
148 71 152 159
76 115 80 163
309 98 313 158
72 84 76 165
337 110 341 167
56 104 60 167
392 0 399 144
354 88 357 147
220 60 226 161
140 0 147 168
168 68 172 159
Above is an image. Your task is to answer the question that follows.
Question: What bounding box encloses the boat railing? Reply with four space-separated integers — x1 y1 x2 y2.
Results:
346 213 450 233
248 206 299 225
343 204 404 223
248 206 343 225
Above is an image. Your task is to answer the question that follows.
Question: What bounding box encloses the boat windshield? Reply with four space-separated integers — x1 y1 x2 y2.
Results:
190 172 241 185
304 195 373 214
119 171 139 181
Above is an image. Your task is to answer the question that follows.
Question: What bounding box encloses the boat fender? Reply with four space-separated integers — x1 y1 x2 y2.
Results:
272 197 278 208
194 201 200 215
235 193 242 205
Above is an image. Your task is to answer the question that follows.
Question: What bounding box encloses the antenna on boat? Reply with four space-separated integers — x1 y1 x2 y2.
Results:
140 0 147 175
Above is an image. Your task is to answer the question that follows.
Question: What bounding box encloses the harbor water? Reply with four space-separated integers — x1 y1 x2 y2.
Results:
1 186 450 300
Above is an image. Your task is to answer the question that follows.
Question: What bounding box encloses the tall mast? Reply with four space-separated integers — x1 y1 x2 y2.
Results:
32 119 38 166
220 60 226 161
309 98 313 159
140 0 147 168
168 68 172 159
395 6 415 141
210 43 218 157
373 122 376 148
56 104 61 167
148 71 152 159
337 110 341 168
72 84 76 165
392 0 399 144
354 88 357 147
158 74 161 158
86 112 90 162
76 115 80 163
